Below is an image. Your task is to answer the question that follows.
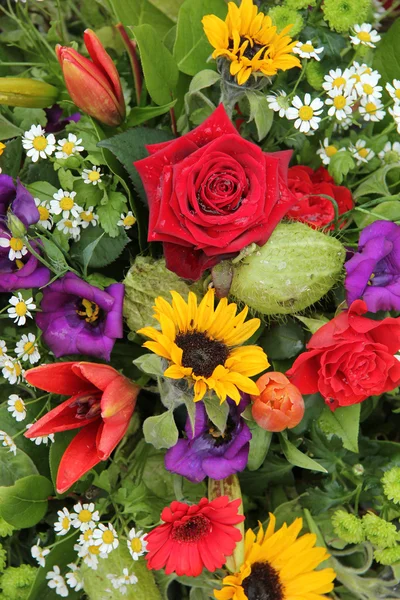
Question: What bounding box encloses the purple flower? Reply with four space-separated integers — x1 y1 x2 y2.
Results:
345 220 400 312
0 174 39 228
0 240 50 292
165 396 252 483
36 273 124 360
45 104 81 134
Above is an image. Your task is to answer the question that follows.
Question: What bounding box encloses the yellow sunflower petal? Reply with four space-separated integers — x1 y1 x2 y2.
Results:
221 371 260 395
154 296 175 322
264 513 276 541
213 587 235 600
187 291 198 330
284 568 336 596
170 290 189 332
226 1 241 35
159 313 176 341
279 547 331 582
170 342 183 366
202 15 229 50
223 317 261 346
237 66 252 85
142 341 171 360
193 378 208 402
137 326 160 341
196 288 215 332
164 364 191 379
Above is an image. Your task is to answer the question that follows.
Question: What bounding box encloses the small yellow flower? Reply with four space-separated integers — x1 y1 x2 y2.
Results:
202 0 301 85
138 288 269 404
0 142 6 156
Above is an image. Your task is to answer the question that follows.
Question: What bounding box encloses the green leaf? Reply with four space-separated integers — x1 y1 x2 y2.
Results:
57 168 75 191
247 423 272 471
353 165 398 198
126 99 177 127
133 354 165 377
13 107 47 130
318 404 360 453
183 393 197 437
25 181 58 203
86 273 117 289
0 137 22 177
0 474 53 529
143 409 179 449
73 178 103 207
148 0 183 21
70 225 129 269
37 235 69 273
260 320 305 360
246 90 274 142
173 0 226 75
279 433 328 473
0 447 38 487
96 190 128 237
203 395 229 433
133 24 179 105
354 200 400 228
188 69 221 94
328 151 355 184
0 113 23 140
82 231 105 276
295 315 329 334
109 0 174 38
373 19 400 84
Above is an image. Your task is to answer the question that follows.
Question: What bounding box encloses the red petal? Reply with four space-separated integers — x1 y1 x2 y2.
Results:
74 362 119 391
163 242 222 280
97 403 135 460
24 362 94 395
101 376 139 418
24 396 99 437
286 349 322 394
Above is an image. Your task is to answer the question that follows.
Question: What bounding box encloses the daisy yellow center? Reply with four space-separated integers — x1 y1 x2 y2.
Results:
333 96 346 109
16 259 24 270
38 206 50 221
62 516 70 529
357 31 371 42
0 347 3 356
396 89 400 99
88 545 100 555
358 148 369 158
175 331 229 378
83 529 93 542
351 74 361 83
15 301 27 317
60 197 74 211
81 212 94 222
365 102 377 114
15 363 21 376
130 538 142 553
123 215 136 226
325 145 338 157
298 106 314 121
10 237 24 252
88 170 100 182
333 76 346 87
363 83 374 95
79 509 92 523
62 141 75 155
301 43 314 52
23 341 35 355
64 220 73 229
102 530 115 544
32 136 48 151
14 399 25 412
242 561 283 600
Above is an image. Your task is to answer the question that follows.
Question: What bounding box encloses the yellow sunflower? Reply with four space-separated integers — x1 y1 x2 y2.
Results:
137 289 269 404
214 514 336 600
202 0 301 86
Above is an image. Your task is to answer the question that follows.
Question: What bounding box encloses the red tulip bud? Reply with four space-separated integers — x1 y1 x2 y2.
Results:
56 29 125 127
250 372 304 432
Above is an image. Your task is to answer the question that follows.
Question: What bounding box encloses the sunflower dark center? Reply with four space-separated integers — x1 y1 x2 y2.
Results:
242 561 284 600
175 331 229 378
171 515 211 543
238 37 267 60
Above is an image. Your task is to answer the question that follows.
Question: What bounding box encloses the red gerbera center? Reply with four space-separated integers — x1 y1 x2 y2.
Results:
171 515 212 543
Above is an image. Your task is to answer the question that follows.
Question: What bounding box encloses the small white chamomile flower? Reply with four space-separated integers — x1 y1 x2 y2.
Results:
26 423 55 445
325 87 354 121
0 340 7 365
350 23 381 48
293 40 324 61
56 217 82 241
378 142 400 164
359 97 386 122
8 293 36 325
386 79 400 104
55 133 84 159
286 94 324 134
22 125 55 162
322 68 353 94
54 507 72 536
31 539 50 568
0 430 16 455
34 198 53 230
15 333 40 364
107 568 138 594
350 140 375 165
2 359 24 385
82 166 102 185
118 211 136 230
266 90 290 117
389 104 400 134
92 523 119 554
354 74 382 100
50 189 82 219
46 565 68 598
65 564 84 592
7 394 26 421
0 233 28 262
317 138 346 166
74 539 107 570
127 527 148 560
71 502 100 531
80 207 99 228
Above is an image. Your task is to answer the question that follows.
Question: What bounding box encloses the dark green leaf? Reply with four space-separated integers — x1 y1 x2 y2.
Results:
109 0 174 38
70 225 129 269
0 137 22 177
246 90 274 141
148 0 183 21
318 404 360 453
25 181 58 202
374 19 400 84
247 423 272 471
0 113 22 140
0 475 53 528
260 320 305 360
126 99 177 127
301 480 356 514
0 448 38 487
279 433 328 473
97 190 128 237
203 395 229 433
37 235 69 273
328 150 355 184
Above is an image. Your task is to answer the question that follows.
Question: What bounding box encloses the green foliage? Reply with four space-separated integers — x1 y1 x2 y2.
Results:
318 404 360 453
245 90 273 142
279 433 327 473
109 0 174 38
203 395 229 432
0 138 22 178
374 19 400 84
0 475 53 529
0 448 38 487
143 409 179 449
71 225 129 269
0 565 37 600
12 108 46 130
322 0 370 32
268 6 303 38
328 150 355 184
246 423 272 471
25 181 58 203
126 99 177 127
260 320 305 360
0 114 22 140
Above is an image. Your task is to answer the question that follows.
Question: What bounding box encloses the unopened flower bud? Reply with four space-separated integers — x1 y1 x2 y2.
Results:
7 213 27 238
0 77 58 108
250 372 304 432
352 463 365 476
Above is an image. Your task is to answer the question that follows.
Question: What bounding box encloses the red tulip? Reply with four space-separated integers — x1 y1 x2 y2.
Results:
56 29 125 127
250 372 304 432
24 362 139 493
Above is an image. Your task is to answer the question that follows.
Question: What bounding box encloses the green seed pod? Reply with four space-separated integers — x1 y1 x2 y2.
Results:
229 223 345 315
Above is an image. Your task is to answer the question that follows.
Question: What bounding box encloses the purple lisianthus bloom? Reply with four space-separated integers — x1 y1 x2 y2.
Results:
0 174 39 228
36 272 124 360
345 220 400 312
165 396 252 483
45 104 81 134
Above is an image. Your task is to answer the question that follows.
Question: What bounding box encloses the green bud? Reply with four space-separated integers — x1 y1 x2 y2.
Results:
322 0 370 33
229 223 345 315
362 512 399 549
374 545 400 565
268 6 304 38
381 467 400 505
306 61 325 91
7 214 26 239
331 510 365 544
0 77 58 108
352 463 365 476
0 565 37 600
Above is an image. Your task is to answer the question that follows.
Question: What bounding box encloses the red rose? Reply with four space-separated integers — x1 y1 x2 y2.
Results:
286 300 400 410
286 165 353 229
134 104 297 280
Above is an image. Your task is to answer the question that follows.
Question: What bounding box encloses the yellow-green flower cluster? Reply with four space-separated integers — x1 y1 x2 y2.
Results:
268 6 304 38
322 0 370 33
362 512 399 549
374 545 400 566
331 510 365 544
381 467 400 505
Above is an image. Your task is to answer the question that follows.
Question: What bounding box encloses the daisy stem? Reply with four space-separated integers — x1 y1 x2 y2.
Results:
288 59 308 99
47 530 79 550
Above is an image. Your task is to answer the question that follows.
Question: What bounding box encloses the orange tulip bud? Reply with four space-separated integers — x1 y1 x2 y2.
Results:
250 372 304 432
56 29 125 127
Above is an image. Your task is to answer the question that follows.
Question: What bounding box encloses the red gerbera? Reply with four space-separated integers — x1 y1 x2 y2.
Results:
145 496 244 577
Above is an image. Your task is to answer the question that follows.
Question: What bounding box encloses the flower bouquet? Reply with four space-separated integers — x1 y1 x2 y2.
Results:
1 0 400 598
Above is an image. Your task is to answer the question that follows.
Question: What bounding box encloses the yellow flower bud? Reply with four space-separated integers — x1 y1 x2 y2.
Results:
0 78 58 108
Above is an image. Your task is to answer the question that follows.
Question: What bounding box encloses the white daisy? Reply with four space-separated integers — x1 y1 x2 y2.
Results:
386 80 400 104
65 564 84 592
325 87 354 121
117 211 136 230
359 97 386 122
286 94 324 134
7 293 35 326
82 166 102 185
74 539 107 570
350 23 381 48
322 68 353 94
80 207 99 229
54 507 72 536
31 539 50 568
22 125 55 162
7 394 26 421
107 573 125 592
378 141 400 164
92 523 119 554
348 63 379 91
78 528 94 546
350 140 375 165
107 568 138 594
354 75 382 102
0 430 16 455
71 502 100 532
372 0 385 27
389 104 400 133
266 90 290 117
0 233 28 261
56 217 82 241
55 133 84 159
26 423 55 445
127 527 148 560
317 138 346 166
293 40 324 61
15 333 40 364
46 565 68 598
0 340 8 365
50 190 82 219
34 198 53 230
2 359 24 385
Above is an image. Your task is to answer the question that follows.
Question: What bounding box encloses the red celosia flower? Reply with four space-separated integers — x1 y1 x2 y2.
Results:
24 362 140 493
145 496 244 576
